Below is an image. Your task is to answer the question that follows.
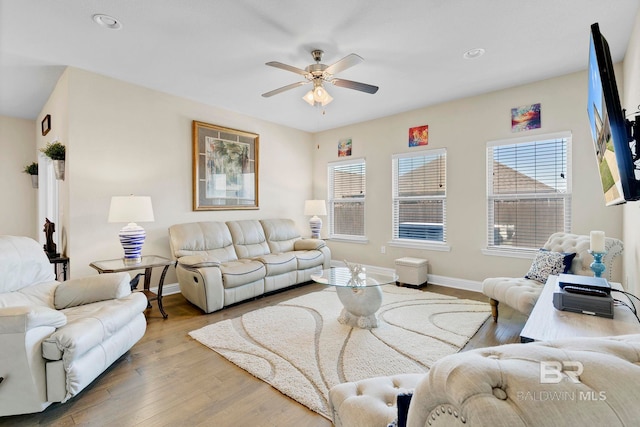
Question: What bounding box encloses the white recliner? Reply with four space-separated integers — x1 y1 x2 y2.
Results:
482 232 623 321
0 235 148 416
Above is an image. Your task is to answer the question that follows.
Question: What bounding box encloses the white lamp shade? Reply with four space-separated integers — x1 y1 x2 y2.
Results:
108 196 155 223
304 200 327 216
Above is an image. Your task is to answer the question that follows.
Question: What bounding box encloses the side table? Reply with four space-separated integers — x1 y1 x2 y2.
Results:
89 255 173 318
48 255 70 281
520 275 640 342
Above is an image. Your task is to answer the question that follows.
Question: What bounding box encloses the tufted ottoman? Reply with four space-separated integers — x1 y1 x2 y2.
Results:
329 373 423 427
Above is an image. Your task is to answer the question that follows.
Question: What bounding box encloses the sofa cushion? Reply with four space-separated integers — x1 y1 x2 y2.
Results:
254 253 297 276
219 259 266 288
294 250 325 270
54 273 131 309
0 305 67 333
0 236 56 293
294 239 326 251
0 281 58 309
260 219 301 253
169 221 238 262
227 220 271 258
178 254 221 268
42 292 148 361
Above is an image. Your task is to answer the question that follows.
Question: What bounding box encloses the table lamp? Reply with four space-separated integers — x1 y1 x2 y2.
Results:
108 195 155 264
304 199 327 238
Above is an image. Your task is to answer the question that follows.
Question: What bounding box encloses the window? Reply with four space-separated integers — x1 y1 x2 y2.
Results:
487 132 571 252
392 149 447 245
328 158 366 241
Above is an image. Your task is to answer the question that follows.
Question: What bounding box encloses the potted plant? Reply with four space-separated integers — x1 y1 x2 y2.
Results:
23 161 38 188
40 141 65 180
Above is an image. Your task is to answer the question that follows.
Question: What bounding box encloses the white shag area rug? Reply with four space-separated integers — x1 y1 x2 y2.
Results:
189 285 490 418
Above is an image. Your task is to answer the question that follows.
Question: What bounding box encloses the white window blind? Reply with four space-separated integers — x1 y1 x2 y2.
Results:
392 149 447 243
487 132 571 251
328 158 366 240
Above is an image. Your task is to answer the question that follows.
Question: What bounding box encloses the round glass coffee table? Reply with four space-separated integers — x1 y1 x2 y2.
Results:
311 267 398 329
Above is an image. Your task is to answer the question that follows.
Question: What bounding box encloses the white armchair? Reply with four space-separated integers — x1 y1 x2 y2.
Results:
482 232 623 321
0 235 148 416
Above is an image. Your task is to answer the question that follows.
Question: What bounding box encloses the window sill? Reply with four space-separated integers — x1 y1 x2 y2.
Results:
328 237 369 244
481 248 536 259
389 240 451 252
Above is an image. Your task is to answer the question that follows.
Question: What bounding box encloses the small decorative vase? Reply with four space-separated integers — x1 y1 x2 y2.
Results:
53 160 65 180
30 175 38 189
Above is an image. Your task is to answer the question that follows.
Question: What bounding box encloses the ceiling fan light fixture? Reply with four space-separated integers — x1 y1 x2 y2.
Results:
303 90 315 106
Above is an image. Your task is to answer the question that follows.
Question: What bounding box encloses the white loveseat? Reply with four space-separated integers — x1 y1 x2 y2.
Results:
0 235 147 416
169 218 331 313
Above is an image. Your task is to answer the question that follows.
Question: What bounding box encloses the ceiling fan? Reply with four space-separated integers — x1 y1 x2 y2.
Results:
261 49 379 107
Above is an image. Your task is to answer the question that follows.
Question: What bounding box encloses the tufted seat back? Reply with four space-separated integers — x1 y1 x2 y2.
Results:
542 232 623 281
0 235 55 293
406 334 640 426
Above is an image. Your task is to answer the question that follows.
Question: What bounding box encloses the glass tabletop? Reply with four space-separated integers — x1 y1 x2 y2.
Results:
89 255 173 273
311 267 398 288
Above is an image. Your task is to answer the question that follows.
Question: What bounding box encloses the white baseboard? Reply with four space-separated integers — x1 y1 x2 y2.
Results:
149 282 180 296
329 260 483 293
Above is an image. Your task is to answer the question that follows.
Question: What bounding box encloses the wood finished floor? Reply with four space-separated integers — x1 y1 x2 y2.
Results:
0 283 527 427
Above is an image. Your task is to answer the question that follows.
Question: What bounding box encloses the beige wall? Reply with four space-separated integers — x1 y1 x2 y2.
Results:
46 68 313 278
622 9 640 294
0 115 37 238
313 69 623 284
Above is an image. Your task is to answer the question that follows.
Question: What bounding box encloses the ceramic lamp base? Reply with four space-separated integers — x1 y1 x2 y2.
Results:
309 215 322 239
119 222 146 264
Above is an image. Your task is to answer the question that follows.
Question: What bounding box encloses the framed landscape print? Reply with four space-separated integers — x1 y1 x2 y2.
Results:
192 121 259 211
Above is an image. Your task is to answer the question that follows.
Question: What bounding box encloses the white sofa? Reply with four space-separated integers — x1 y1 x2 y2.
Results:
329 334 640 426
168 218 331 313
0 235 148 416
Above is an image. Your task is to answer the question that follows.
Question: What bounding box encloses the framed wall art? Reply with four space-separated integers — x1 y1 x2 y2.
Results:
192 121 259 211
41 114 51 136
409 125 428 146
511 103 541 132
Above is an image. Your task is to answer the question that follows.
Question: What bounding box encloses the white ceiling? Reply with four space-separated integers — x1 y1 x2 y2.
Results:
1 0 638 133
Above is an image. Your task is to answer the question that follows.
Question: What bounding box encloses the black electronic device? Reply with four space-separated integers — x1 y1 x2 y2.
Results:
557 273 611 294
587 23 640 205
562 285 609 298
553 287 614 318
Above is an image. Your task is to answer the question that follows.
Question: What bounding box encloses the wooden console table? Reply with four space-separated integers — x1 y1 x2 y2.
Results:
89 255 172 318
520 275 640 342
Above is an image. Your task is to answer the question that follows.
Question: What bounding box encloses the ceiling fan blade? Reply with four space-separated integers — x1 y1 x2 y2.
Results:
261 81 309 98
265 61 309 76
324 53 363 75
331 78 379 94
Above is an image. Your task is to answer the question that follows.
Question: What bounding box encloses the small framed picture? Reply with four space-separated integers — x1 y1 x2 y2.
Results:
41 114 51 136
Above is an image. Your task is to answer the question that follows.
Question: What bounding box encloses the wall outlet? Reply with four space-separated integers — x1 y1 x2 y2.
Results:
380 246 386 254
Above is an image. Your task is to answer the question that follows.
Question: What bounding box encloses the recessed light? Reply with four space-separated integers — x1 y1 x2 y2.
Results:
92 14 122 30
463 48 485 60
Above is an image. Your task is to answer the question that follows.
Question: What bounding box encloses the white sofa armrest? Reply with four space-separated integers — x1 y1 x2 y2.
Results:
178 254 221 268
54 272 131 309
0 306 67 333
294 238 326 251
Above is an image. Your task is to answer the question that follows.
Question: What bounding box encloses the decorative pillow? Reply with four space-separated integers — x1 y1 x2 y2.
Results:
525 250 567 283
539 248 577 274
387 392 413 427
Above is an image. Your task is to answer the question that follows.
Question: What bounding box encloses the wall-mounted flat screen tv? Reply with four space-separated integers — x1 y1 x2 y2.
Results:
587 22 640 205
